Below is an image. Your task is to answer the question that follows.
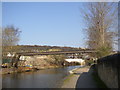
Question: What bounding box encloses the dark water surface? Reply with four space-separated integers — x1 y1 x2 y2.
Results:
2 66 82 88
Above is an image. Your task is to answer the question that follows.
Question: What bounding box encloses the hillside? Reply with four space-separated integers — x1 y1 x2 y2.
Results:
3 45 85 53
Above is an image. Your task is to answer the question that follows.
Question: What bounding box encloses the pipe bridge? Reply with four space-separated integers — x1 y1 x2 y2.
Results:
11 49 96 68
16 50 96 56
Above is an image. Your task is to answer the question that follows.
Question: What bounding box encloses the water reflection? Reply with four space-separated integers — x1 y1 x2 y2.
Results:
2 65 82 88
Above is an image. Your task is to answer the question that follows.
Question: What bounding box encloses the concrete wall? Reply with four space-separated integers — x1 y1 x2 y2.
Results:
96 53 119 88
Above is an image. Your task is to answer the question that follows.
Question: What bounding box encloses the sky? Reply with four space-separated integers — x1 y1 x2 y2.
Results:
2 2 88 48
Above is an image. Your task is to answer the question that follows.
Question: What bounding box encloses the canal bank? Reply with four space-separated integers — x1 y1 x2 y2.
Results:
1 65 61 75
1 64 83 75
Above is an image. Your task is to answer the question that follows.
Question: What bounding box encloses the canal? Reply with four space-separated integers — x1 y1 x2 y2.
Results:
2 65 82 88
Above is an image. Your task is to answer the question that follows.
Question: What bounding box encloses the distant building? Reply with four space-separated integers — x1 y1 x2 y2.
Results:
65 59 85 65
7 52 15 57
19 56 30 61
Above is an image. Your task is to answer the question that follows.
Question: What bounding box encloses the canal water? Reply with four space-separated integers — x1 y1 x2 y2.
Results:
2 65 82 88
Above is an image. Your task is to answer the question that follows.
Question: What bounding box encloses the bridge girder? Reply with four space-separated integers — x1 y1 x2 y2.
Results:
16 50 96 56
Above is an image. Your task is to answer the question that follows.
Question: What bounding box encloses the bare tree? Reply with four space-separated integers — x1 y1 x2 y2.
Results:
82 2 118 57
2 25 21 56
2 25 21 46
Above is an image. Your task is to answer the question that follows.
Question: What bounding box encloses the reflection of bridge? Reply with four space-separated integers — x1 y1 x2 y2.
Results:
16 50 96 56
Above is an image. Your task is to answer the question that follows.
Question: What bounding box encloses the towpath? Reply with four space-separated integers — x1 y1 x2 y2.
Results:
61 66 98 88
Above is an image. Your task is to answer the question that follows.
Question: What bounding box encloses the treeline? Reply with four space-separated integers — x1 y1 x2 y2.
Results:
4 45 82 53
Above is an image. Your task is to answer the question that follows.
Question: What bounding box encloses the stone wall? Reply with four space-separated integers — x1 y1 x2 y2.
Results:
96 53 119 88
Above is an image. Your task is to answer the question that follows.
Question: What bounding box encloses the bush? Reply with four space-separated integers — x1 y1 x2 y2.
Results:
96 46 112 58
